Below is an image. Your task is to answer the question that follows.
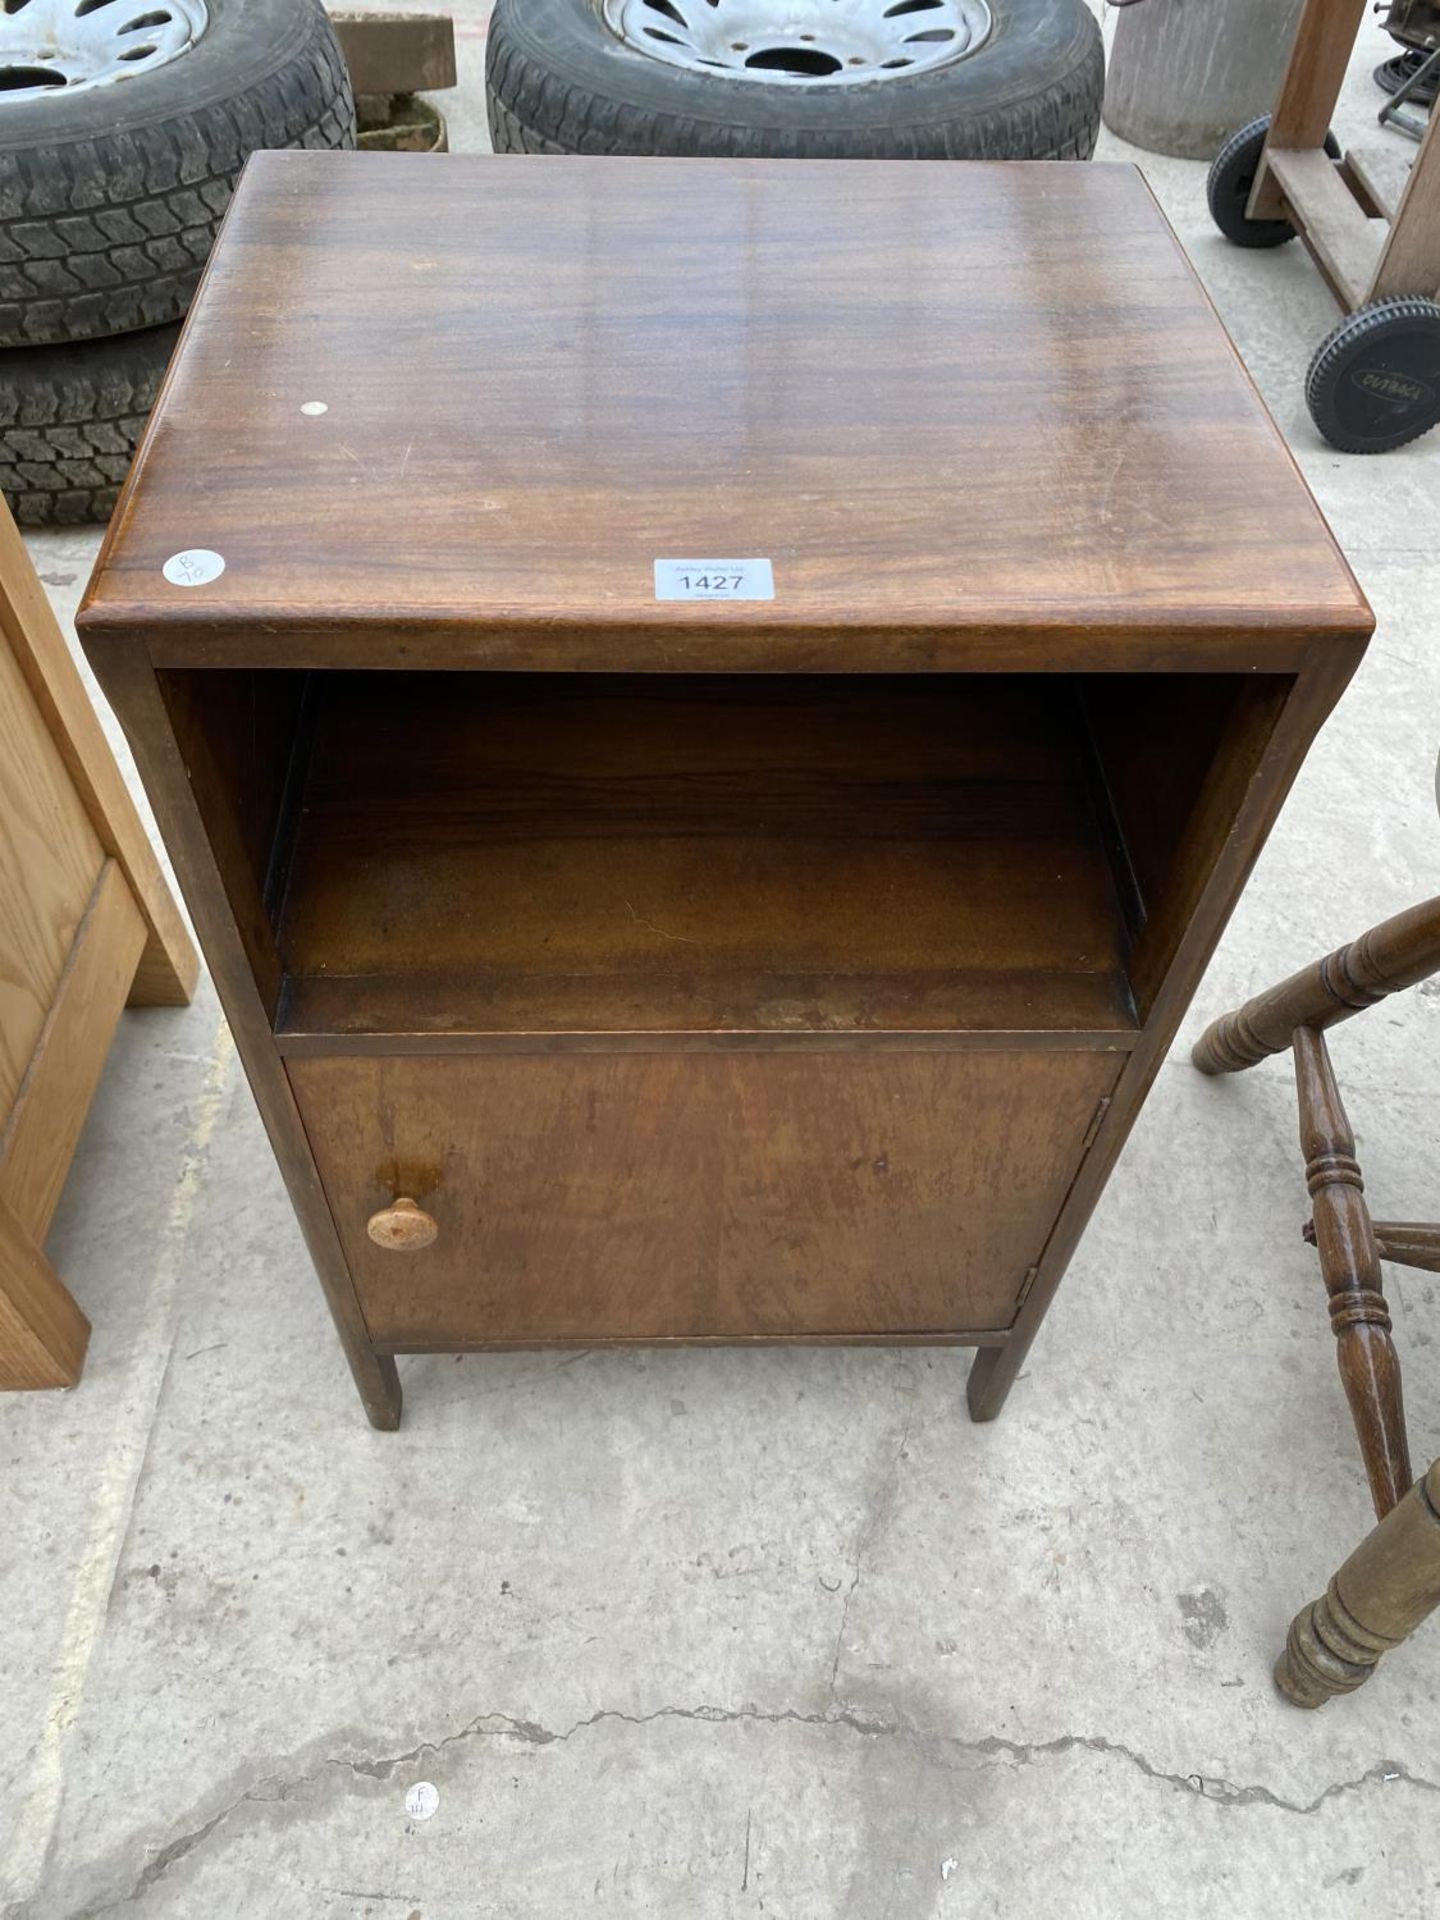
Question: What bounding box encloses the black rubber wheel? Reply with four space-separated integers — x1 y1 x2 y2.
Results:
1305 296 1440 454
0 324 179 527
0 0 354 350
1207 115 1339 249
486 0 1104 161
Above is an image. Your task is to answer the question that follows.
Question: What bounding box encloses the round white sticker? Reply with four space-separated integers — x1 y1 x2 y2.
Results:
405 1781 439 1821
300 400 329 417
162 549 226 588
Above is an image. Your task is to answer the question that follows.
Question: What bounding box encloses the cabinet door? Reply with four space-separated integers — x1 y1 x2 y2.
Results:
291 1050 1119 1348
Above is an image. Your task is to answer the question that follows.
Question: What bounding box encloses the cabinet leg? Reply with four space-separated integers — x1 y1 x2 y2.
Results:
1277 1460 1440 1706
966 1340 1025 1422
352 1349 402 1430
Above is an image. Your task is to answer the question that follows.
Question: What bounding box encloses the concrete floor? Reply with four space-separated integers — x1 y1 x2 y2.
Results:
4 7 1440 1916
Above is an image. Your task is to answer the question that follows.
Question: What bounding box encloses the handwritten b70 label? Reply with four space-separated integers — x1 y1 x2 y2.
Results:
654 558 774 602
162 548 226 588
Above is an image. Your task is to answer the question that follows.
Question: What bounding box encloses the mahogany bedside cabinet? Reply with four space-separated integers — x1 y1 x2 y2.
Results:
78 152 1371 1429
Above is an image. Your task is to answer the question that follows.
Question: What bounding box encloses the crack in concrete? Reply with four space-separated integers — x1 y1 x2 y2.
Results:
89 1807 231 1920
61 1701 1440 1917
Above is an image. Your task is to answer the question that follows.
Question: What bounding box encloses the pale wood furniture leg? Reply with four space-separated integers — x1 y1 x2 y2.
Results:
0 499 197 1008
1277 1459 1440 1706
0 1190 89 1389
1191 897 1440 1075
1293 1026 1413 1518
0 495 195 1392
0 861 147 1243
1250 0 1366 221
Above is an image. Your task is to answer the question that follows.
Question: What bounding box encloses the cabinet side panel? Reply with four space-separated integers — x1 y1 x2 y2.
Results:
80 639 400 1427
970 647 1362 1419
1080 675 1294 1019
153 669 309 1022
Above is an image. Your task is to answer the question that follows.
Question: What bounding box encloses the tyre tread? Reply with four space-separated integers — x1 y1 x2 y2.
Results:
0 9 354 348
0 326 178 526
485 1 1103 161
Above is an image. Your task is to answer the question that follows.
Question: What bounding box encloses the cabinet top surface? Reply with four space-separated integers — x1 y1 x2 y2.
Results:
81 152 1369 669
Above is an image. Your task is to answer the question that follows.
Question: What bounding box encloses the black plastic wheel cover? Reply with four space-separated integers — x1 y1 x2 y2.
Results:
1311 306 1440 452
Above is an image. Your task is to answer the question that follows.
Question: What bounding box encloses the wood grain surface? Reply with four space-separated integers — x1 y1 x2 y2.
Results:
0 501 195 1009
0 617 103 1113
79 153 1369 672
291 1049 1119 1347
273 673 1138 1045
75 151 1372 1423
0 861 145 1243
0 1189 90 1390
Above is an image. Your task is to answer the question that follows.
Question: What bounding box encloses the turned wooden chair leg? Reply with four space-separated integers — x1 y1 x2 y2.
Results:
1277 1460 1440 1706
1294 1025 1413 1520
1192 896 1440 1075
1194 900 1437 1696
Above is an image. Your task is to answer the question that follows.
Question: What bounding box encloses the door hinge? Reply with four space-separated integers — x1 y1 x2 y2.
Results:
1015 1265 1039 1313
1081 1094 1113 1153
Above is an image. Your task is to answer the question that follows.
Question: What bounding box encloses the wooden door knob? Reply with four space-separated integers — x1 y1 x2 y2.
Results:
367 1197 438 1251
